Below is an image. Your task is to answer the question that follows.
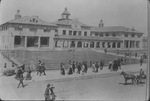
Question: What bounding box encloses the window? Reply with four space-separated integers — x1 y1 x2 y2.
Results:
96 42 100 48
106 33 109 37
90 42 94 48
99 33 103 37
14 26 23 31
124 33 128 37
73 31 77 36
78 31 81 36
27 36 38 47
14 36 21 45
69 30 72 35
63 30 66 35
70 41 75 48
112 33 116 37
84 31 87 36
95 33 98 36
131 34 135 37
30 28 37 32
77 41 82 48
138 34 141 38
44 29 50 32
40 37 49 47
117 43 121 48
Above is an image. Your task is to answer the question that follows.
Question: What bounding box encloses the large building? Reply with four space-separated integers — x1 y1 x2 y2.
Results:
0 8 144 51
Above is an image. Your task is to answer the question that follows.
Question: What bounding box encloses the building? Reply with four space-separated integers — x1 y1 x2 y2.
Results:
0 8 144 51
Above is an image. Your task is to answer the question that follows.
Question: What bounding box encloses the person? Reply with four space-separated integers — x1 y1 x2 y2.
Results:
25 67 32 80
17 66 25 88
92 62 95 72
76 62 81 74
100 59 104 70
44 84 51 101
84 61 88 73
113 60 118 71
117 58 121 69
95 62 99 73
37 60 42 75
81 62 85 75
49 84 56 101
108 61 112 70
60 63 65 75
140 57 143 66
72 61 75 73
68 62 73 75
41 63 46 76
139 69 145 78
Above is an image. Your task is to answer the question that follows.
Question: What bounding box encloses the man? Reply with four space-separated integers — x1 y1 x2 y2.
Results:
17 66 24 88
41 63 46 76
84 61 88 73
72 61 75 73
37 60 42 75
49 84 56 101
76 63 81 74
92 62 95 72
100 59 104 70
44 84 50 101
117 58 121 69
140 57 143 66
95 62 99 73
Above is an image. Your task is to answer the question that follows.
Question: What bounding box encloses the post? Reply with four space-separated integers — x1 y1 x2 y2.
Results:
147 0 150 100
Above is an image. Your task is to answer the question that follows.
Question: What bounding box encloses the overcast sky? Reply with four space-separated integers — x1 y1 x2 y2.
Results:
0 0 147 35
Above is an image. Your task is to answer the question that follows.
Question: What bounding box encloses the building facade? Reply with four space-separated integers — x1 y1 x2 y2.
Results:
0 8 144 51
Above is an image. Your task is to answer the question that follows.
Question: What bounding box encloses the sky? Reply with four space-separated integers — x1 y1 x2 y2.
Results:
0 0 147 36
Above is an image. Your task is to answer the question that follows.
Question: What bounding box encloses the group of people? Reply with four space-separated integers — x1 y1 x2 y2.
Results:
60 61 88 75
60 60 105 75
108 58 122 71
36 60 46 76
15 64 32 88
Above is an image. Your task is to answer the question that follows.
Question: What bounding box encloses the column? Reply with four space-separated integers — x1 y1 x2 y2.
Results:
68 41 71 48
25 36 27 48
75 41 77 48
94 42 96 48
82 41 84 48
38 37 41 48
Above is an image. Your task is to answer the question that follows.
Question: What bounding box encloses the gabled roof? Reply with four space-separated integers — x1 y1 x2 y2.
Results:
7 16 57 27
91 26 142 33
53 18 90 27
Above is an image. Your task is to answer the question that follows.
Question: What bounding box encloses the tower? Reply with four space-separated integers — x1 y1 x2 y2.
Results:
61 8 70 20
15 10 22 20
99 19 104 27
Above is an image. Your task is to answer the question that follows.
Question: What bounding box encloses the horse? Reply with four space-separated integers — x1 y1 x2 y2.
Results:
120 71 137 85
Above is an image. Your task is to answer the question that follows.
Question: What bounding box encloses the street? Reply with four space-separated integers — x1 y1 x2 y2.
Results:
0 64 147 101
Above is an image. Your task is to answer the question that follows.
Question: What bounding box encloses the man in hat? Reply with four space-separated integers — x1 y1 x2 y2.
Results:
17 66 25 88
44 84 50 101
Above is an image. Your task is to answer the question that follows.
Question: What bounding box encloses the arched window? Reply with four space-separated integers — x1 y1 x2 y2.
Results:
102 42 105 48
117 42 121 48
77 41 82 48
112 42 116 48
84 41 88 48
96 42 100 48
107 42 111 48
90 42 94 48
70 41 75 48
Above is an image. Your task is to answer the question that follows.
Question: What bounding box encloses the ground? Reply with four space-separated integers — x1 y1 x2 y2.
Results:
0 64 147 101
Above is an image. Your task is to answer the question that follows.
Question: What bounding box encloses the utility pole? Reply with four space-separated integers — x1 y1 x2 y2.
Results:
147 0 150 100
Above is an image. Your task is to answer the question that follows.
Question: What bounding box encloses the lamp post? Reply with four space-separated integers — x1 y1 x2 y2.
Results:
147 0 150 100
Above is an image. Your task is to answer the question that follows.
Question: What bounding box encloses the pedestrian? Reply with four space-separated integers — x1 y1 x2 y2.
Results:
92 62 95 72
108 61 112 70
95 62 99 73
25 67 32 80
113 60 118 71
41 63 46 76
72 61 75 73
37 60 42 75
49 84 56 101
44 84 51 101
81 63 85 75
140 57 143 66
84 61 88 73
117 58 121 69
76 62 81 74
100 59 104 70
60 63 65 75
17 66 25 88
68 62 73 75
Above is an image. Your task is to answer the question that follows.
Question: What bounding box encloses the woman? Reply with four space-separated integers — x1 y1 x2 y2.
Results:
60 63 65 75
25 67 32 80
68 63 73 75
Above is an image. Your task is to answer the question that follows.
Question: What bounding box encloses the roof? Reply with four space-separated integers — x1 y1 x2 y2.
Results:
54 35 122 42
53 18 91 28
91 26 143 33
7 16 57 27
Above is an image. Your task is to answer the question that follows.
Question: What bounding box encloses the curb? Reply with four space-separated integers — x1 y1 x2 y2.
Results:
34 70 140 83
